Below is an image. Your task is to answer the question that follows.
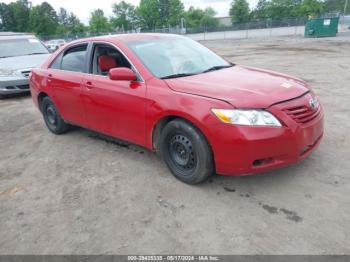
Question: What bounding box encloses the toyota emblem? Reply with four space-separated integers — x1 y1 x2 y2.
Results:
309 97 318 110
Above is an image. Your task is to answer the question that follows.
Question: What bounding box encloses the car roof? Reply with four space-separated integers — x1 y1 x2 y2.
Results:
69 33 184 45
0 32 36 40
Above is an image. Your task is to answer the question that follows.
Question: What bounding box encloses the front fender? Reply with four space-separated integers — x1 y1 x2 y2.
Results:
145 88 233 150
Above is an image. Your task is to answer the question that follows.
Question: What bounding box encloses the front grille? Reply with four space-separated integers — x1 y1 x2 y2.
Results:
5 85 29 90
17 84 29 90
283 105 321 124
21 70 31 78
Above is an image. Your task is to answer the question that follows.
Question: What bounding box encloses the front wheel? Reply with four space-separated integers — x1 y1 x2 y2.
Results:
160 119 214 184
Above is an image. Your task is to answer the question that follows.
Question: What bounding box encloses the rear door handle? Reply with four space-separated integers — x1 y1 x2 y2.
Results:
85 81 94 89
47 74 53 82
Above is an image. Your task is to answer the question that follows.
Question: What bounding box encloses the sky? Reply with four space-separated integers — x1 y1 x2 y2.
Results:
3 0 259 24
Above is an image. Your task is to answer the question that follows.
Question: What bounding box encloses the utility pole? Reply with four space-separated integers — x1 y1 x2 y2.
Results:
345 0 349 14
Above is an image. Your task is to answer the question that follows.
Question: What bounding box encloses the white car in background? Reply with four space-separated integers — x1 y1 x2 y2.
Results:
46 39 66 52
0 32 50 98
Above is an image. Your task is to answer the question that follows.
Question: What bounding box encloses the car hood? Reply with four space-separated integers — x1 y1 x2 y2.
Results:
164 65 310 108
0 54 50 71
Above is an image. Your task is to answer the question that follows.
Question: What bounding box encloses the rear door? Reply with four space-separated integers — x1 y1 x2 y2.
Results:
48 43 88 126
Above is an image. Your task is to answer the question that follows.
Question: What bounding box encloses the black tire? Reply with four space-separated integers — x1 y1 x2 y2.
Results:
41 96 70 134
160 119 214 184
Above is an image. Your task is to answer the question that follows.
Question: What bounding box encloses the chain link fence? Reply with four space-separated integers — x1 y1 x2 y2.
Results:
186 18 308 41
39 16 350 43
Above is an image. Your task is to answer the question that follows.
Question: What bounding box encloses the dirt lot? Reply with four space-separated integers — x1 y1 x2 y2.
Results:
0 36 349 255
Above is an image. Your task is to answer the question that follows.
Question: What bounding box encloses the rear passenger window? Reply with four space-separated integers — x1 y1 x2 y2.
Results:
61 45 87 73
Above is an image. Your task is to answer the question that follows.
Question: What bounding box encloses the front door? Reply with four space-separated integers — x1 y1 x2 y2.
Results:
82 43 147 146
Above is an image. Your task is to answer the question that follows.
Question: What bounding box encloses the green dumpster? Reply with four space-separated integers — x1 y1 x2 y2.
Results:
305 17 339 38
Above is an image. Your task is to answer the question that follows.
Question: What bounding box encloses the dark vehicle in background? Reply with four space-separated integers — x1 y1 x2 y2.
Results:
0 32 50 98
46 39 66 52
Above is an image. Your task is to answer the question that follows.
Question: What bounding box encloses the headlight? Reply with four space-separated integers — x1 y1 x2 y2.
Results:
0 69 15 77
212 109 282 127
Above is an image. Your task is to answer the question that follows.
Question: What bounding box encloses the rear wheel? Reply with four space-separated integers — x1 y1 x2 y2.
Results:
160 119 214 184
41 96 70 134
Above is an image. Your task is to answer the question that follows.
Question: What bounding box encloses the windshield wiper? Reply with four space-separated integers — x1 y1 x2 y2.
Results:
161 73 197 79
161 64 234 79
202 64 233 73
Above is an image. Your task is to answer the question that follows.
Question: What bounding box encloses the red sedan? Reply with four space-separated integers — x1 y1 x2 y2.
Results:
30 34 324 184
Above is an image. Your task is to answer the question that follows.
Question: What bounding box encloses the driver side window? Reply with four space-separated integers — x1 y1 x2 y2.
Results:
91 43 131 76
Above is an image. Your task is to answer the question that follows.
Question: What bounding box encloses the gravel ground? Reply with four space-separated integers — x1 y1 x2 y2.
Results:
0 36 349 255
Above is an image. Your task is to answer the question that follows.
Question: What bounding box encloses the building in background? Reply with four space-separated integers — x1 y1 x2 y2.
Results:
217 16 232 26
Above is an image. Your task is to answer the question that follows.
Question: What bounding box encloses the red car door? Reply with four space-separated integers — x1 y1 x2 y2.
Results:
81 43 147 146
49 44 88 126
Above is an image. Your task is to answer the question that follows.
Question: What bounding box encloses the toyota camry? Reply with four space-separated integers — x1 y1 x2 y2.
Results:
30 34 324 184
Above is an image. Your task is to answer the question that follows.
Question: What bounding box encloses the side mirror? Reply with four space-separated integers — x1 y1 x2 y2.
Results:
109 68 137 81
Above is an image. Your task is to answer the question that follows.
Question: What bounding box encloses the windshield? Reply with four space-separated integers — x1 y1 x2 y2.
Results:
0 38 49 58
127 36 230 78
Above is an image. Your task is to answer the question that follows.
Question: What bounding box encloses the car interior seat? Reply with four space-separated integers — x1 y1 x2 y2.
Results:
98 55 118 76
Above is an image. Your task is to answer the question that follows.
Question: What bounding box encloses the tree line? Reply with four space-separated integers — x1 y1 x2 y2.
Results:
0 0 85 37
0 0 348 38
0 0 219 37
230 0 349 23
